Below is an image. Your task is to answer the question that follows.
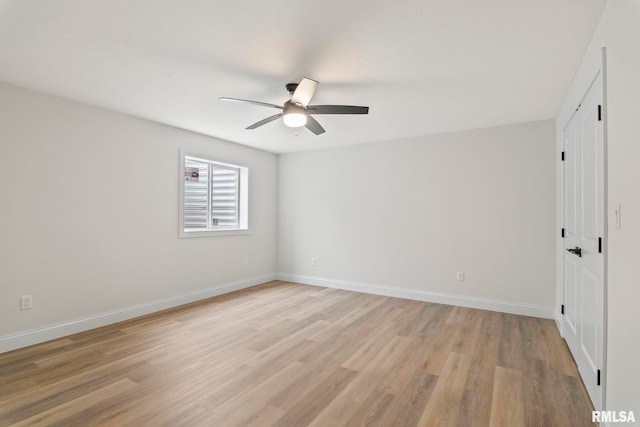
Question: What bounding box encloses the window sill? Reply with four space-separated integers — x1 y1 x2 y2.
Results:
179 229 250 238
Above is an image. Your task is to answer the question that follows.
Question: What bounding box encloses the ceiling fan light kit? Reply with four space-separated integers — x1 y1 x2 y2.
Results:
220 77 369 135
282 102 308 128
282 113 307 128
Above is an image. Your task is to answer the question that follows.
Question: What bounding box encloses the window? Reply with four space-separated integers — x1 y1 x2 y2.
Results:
180 151 248 237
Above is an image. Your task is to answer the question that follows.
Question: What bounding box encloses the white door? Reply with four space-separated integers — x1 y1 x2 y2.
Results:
562 71 605 410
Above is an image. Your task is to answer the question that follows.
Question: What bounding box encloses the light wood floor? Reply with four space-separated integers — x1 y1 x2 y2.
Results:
0 281 595 426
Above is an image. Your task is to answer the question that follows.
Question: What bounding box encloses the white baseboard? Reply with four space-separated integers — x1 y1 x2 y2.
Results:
555 311 564 337
0 274 276 354
277 273 555 319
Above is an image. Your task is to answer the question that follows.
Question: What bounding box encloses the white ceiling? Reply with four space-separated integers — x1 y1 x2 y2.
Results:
0 0 606 153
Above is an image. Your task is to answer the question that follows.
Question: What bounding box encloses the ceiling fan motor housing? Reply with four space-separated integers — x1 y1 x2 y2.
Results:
283 100 306 114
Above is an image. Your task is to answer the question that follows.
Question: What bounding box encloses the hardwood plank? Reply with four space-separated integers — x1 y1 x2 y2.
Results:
417 352 471 426
0 360 151 423
244 404 286 427
271 366 359 427
10 379 138 427
207 361 307 425
458 390 492 427
522 358 555 426
420 324 462 376
375 370 438 427
306 335 413 427
380 334 435 395
465 315 500 395
343 388 395 427
489 366 525 427
340 321 399 372
497 313 527 370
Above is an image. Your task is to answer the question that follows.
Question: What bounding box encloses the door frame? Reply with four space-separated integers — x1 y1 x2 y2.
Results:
558 48 608 411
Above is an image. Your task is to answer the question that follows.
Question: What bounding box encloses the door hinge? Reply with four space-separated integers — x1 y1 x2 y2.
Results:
561 304 565 315
598 237 602 253
597 369 601 386
598 105 602 121
561 151 565 161
561 228 565 238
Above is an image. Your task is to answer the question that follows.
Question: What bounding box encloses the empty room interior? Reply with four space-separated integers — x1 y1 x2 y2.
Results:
1 1 639 426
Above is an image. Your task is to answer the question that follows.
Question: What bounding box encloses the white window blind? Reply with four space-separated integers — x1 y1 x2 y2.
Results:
183 158 209 229
181 153 248 237
211 166 239 227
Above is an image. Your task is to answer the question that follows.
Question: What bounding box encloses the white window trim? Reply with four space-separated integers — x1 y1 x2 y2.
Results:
179 149 249 238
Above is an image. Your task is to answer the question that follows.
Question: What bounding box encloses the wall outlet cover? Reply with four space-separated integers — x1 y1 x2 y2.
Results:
20 295 33 310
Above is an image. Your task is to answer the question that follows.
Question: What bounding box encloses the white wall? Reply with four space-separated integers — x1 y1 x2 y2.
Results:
556 0 640 419
0 83 277 351
278 120 556 315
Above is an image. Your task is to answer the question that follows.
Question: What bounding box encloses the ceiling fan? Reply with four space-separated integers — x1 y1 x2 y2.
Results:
220 78 369 135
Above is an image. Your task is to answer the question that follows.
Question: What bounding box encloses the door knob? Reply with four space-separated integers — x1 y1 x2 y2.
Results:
566 246 582 257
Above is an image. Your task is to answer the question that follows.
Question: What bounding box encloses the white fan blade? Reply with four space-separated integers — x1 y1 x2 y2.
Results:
291 78 319 107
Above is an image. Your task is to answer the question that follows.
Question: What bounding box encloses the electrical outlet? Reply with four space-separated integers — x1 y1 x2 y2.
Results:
311 257 317 267
242 259 248 268
456 272 465 282
20 295 33 310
